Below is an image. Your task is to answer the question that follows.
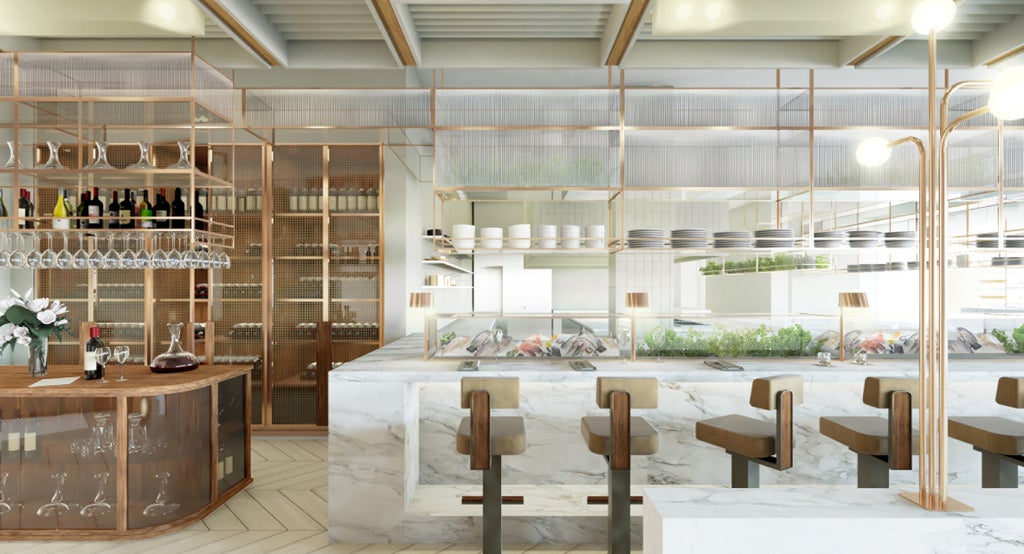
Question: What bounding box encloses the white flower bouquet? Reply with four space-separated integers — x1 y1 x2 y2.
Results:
0 288 70 354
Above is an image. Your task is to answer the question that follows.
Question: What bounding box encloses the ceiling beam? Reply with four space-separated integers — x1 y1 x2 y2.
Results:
626 40 840 68
605 0 651 66
973 13 1024 66
366 0 418 66
194 0 288 67
840 35 907 66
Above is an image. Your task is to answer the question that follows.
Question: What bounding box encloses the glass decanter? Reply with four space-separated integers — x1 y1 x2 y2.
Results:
35 141 65 169
126 141 154 169
142 472 180 517
80 472 112 517
168 140 192 169
36 472 69 517
3 140 17 168
149 322 199 373
83 140 115 169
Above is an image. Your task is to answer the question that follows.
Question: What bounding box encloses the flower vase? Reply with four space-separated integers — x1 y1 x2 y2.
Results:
28 337 48 378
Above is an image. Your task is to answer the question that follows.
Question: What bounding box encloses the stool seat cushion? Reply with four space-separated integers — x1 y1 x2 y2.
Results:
696 414 776 459
456 416 526 456
580 416 660 456
819 416 919 456
950 416 1024 455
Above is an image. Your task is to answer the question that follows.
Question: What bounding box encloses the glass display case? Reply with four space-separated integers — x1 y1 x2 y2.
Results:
425 313 630 360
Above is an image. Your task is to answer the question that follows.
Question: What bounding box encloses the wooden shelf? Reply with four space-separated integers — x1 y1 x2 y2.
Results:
423 285 473 290
422 259 472 274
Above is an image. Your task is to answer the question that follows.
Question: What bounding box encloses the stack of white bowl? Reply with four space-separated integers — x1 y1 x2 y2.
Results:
585 225 606 248
508 224 531 249
451 224 475 253
561 225 581 249
480 227 504 249
538 225 557 249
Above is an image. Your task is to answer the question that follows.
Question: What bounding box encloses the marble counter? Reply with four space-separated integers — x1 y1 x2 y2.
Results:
329 334 1024 544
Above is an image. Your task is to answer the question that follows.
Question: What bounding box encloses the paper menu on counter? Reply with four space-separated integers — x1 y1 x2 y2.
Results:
29 377 80 387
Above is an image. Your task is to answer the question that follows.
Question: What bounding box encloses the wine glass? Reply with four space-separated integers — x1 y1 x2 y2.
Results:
143 472 179 518
126 141 154 169
83 140 115 170
40 232 58 269
55 232 73 269
0 472 12 515
95 347 111 383
36 472 70 517
9 234 28 269
0 234 12 268
80 472 112 517
151 233 169 269
72 234 89 270
26 232 42 269
102 235 121 269
87 235 104 269
128 413 149 454
114 345 130 382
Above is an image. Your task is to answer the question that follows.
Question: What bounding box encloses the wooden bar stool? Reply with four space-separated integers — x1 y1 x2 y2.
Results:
695 375 803 488
456 377 526 554
950 377 1024 488
819 377 916 488
580 377 659 554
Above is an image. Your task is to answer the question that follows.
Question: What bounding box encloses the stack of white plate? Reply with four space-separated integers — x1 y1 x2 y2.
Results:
847 264 863 273
480 227 503 249
538 225 557 249
884 230 917 248
627 228 666 249
670 228 710 248
908 261 920 270
849 230 883 248
1007 234 1024 248
508 224 531 249
888 261 908 271
585 225 606 248
814 230 848 248
713 231 752 248
993 257 1024 266
754 228 795 248
451 224 475 253
561 225 581 249
977 232 1001 249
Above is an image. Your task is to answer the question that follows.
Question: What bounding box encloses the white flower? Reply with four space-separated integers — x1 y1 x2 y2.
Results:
26 298 48 312
56 319 68 327
12 326 29 338
16 335 30 347
50 300 68 316
37 310 57 325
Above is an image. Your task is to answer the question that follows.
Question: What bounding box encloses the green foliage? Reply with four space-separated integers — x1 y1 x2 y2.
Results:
700 253 830 276
638 324 818 358
439 331 456 348
992 325 1024 354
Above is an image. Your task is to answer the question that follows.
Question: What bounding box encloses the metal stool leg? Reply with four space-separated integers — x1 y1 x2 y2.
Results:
731 454 759 488
482 455 502 554
857 453 891 488
608 467 630 554
981 452 1019 488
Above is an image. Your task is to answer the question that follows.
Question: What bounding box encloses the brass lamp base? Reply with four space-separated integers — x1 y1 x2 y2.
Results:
899 491 973 512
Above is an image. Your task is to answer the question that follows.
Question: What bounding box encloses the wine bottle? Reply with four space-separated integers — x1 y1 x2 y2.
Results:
154 187 170 229
86 186 103 229
77 191 89 229
106 190 120 230
346 188 357 212
17 189 28 229
357 188 367 212
120 188 135 228
288 189 298 212
171 187 185 229
52 187 71 229
63 192 73 222
139 190 153 229
84 326 105 381
367 188 378 213
0 191 8 218
194 190 206 231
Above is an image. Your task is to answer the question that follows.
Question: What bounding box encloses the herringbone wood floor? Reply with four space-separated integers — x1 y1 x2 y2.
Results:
0 438 625 553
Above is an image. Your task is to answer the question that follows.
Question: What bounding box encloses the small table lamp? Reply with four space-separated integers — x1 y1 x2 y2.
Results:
625 292 650 360
838 292 869 362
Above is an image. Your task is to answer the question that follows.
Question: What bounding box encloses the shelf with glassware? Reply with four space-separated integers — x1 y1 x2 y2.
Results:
0 363 250 540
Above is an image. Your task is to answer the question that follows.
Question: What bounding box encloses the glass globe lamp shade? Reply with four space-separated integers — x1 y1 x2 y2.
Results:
856 137 893 168
988 66 1024 122
911 0 956 34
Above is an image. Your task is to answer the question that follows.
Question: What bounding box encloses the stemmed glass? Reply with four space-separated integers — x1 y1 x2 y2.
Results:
9 234 28 269
95 347 111 383
126 141 155 169
4 140 18 168
72 234 90 270
26 232 42 269
114 345 130 382
128 413 148 454
36 472 70 517
169 140 192 169
35 141 66 170
83 140 115 170
132 232 150 269
79 472 112 517
142 472 179 517
55 232 73 269
40 232 58 269
91 412 114 454
0 234 12 268
102 235 121 269
0 472 12 515
150 233 168 269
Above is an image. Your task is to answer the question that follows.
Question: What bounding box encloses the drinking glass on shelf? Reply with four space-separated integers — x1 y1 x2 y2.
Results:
72 234 89 270
36 472 70 517
102 235 121 269
0 472 12 515
150 233 168 269
0 234 12 268
40 232 58 269
132 232 149 269
114 345 130 382
9 234 28 269
128 412 149 454
92 411 114 453
95 347 111 384
80 472 112 517
55 233 73 269
83 140 115 170
26 233 42 269
142 472 179 518
87 236 105 269
126 141 154 170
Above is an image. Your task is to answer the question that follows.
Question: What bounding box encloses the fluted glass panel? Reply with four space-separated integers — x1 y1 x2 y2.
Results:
244 89 430 128
625 130 808 188
946 129 998 190
435 89 618 127
946 90 999 128
814 130 925 189
1008 132 1024 189
436 130 619 188
0 53 12 97
625 89 809 127
814 90 929 127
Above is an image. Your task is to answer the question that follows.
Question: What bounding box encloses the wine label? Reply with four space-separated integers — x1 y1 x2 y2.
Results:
88 205 101 225
84 350 97 373
217 460 225 480
53 218 71 229
24 431 36 452
155 210 168 220
120 209 131 226
6 432 20 451
225 455 234 475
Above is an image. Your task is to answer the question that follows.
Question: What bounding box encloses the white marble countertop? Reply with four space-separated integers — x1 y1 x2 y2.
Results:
330 334 1016 383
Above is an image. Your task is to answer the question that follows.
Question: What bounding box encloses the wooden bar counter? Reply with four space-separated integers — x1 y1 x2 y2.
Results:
0 364 252 540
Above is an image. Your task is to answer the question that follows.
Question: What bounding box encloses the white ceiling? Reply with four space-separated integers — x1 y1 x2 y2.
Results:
2 0 1024 76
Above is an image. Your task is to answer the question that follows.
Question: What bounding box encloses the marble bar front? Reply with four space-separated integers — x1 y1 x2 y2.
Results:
328 335 1024 544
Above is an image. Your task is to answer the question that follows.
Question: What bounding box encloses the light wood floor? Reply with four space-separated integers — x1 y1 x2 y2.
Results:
1 438 625 554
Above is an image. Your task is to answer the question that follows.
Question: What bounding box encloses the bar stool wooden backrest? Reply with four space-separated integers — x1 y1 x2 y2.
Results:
862 377 917 470
462 377 520 471
995 377 1024 408
749 374 804 470
596 377 658 470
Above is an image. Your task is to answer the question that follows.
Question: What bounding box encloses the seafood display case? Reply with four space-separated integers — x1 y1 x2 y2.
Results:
426 314 631 360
